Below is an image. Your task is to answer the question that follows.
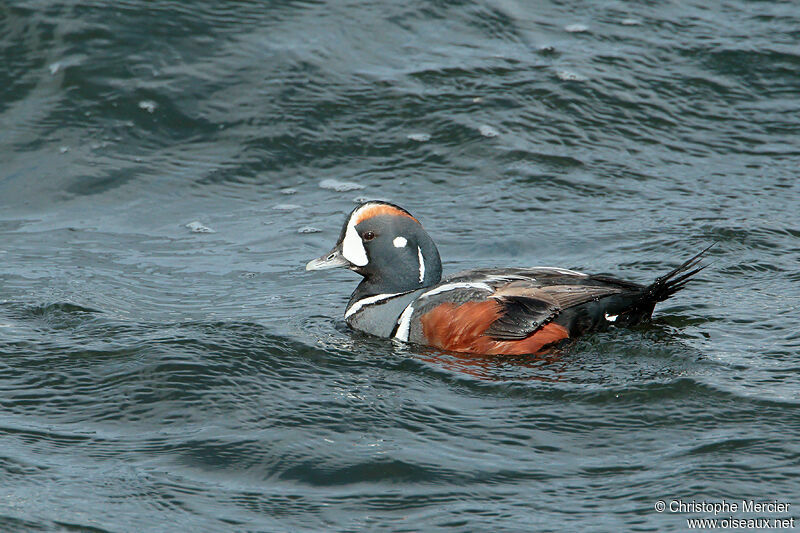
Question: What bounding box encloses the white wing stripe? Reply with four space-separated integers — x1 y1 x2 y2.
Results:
528 266 587 276
418 282 492 299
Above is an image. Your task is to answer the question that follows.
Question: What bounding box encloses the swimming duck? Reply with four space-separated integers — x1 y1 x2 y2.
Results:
306 201 709 355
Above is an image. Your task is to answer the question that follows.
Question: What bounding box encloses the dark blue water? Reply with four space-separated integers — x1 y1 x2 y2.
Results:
2 1 799 531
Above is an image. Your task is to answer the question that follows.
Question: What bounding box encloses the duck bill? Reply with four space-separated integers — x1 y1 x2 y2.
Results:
306 246 351 271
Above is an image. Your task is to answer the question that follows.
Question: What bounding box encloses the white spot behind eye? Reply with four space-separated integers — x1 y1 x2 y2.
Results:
605 313 618 322
393 236 407 248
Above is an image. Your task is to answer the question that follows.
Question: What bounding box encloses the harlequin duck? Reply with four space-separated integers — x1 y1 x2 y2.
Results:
306 201 710 355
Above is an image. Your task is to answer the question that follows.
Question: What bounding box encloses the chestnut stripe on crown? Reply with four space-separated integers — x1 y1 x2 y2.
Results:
352 204 419 226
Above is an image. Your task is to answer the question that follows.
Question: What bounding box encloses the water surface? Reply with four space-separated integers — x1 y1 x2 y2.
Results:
1 0 799 531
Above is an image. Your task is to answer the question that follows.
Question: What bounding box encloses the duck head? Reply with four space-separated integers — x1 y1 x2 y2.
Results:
306 201 443 300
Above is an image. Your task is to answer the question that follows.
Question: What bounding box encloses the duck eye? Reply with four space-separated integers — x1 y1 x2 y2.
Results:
362 231 376 241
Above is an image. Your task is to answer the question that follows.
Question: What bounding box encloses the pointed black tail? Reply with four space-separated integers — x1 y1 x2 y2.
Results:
639 244 714 307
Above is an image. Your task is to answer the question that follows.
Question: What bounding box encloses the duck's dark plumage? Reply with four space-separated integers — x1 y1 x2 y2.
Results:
306 201 711 355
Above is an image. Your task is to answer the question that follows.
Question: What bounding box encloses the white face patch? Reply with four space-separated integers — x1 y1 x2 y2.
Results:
341 208 369 267
417 246 425 283
604 313 619 322
393 236 407 248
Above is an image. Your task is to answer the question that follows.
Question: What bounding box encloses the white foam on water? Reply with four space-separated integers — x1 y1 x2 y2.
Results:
407 133 431 142
319 179 364 192
478 125 500 138
273 204 301 211
556 70 587 82
185 221 215 233
565 24 588 33
298 226 321 234
138 100 157 113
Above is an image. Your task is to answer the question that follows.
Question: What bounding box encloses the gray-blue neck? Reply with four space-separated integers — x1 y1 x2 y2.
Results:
349 235 442 304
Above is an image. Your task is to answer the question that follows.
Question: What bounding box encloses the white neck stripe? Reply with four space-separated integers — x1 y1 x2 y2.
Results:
345 293 402 319
394 303 415 341
417 246 425 283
